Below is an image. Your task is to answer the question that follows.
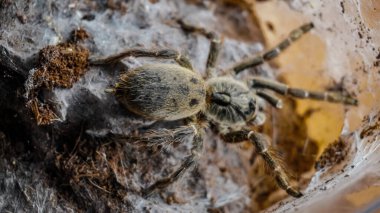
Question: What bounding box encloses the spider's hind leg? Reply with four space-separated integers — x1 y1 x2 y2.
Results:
141 123 204 197
89 48 194 70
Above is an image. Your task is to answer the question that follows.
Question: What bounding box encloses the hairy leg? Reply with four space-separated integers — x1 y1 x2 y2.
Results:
222 130 303 198
230 23 314 74
177 19 222 78
251 77 358 105
141 123 204 197
89 48 193 70
256 90 283 109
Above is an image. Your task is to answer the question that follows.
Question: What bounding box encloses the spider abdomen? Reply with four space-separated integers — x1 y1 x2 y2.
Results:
115 64 206 120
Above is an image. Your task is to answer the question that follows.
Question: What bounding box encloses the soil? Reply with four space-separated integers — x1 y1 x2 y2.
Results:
315 137 350 171
26 39 90 125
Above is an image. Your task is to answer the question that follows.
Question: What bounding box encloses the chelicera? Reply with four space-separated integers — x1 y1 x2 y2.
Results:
90 21 357 198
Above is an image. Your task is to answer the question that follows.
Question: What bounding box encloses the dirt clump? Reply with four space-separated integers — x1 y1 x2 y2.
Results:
26 33 90 125
315 137 350 170
33 42 89 89
70 28 91 43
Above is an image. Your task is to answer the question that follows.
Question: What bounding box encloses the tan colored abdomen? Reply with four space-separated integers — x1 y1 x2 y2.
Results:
116 64 206 120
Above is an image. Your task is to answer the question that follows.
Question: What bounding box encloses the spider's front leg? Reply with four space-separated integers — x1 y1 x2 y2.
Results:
251 77 358 105
230 23 314 74
222 130 303 198
140 123 204 197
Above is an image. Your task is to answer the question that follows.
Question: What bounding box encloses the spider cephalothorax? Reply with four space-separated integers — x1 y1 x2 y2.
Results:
90 21 357 198
206 77 258 129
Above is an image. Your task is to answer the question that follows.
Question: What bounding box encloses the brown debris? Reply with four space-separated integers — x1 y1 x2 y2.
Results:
106 0 128 14
315 137 350 170
70 28 90 43
34 42 89 89
29 99 60 126
359 114 380 139
27 42 90 125
16 12 27 24
54 139 130 210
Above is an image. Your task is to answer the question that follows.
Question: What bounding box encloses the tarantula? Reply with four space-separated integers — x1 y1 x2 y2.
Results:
90 21 357 198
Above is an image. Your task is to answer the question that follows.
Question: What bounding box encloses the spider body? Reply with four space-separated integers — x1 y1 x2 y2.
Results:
115 64 206 120
115 63 258 128
90 22 357 198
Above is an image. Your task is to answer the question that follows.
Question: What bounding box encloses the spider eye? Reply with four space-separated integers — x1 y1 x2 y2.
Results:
211 93 231 106
249 100 257 112
246 99 258 120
